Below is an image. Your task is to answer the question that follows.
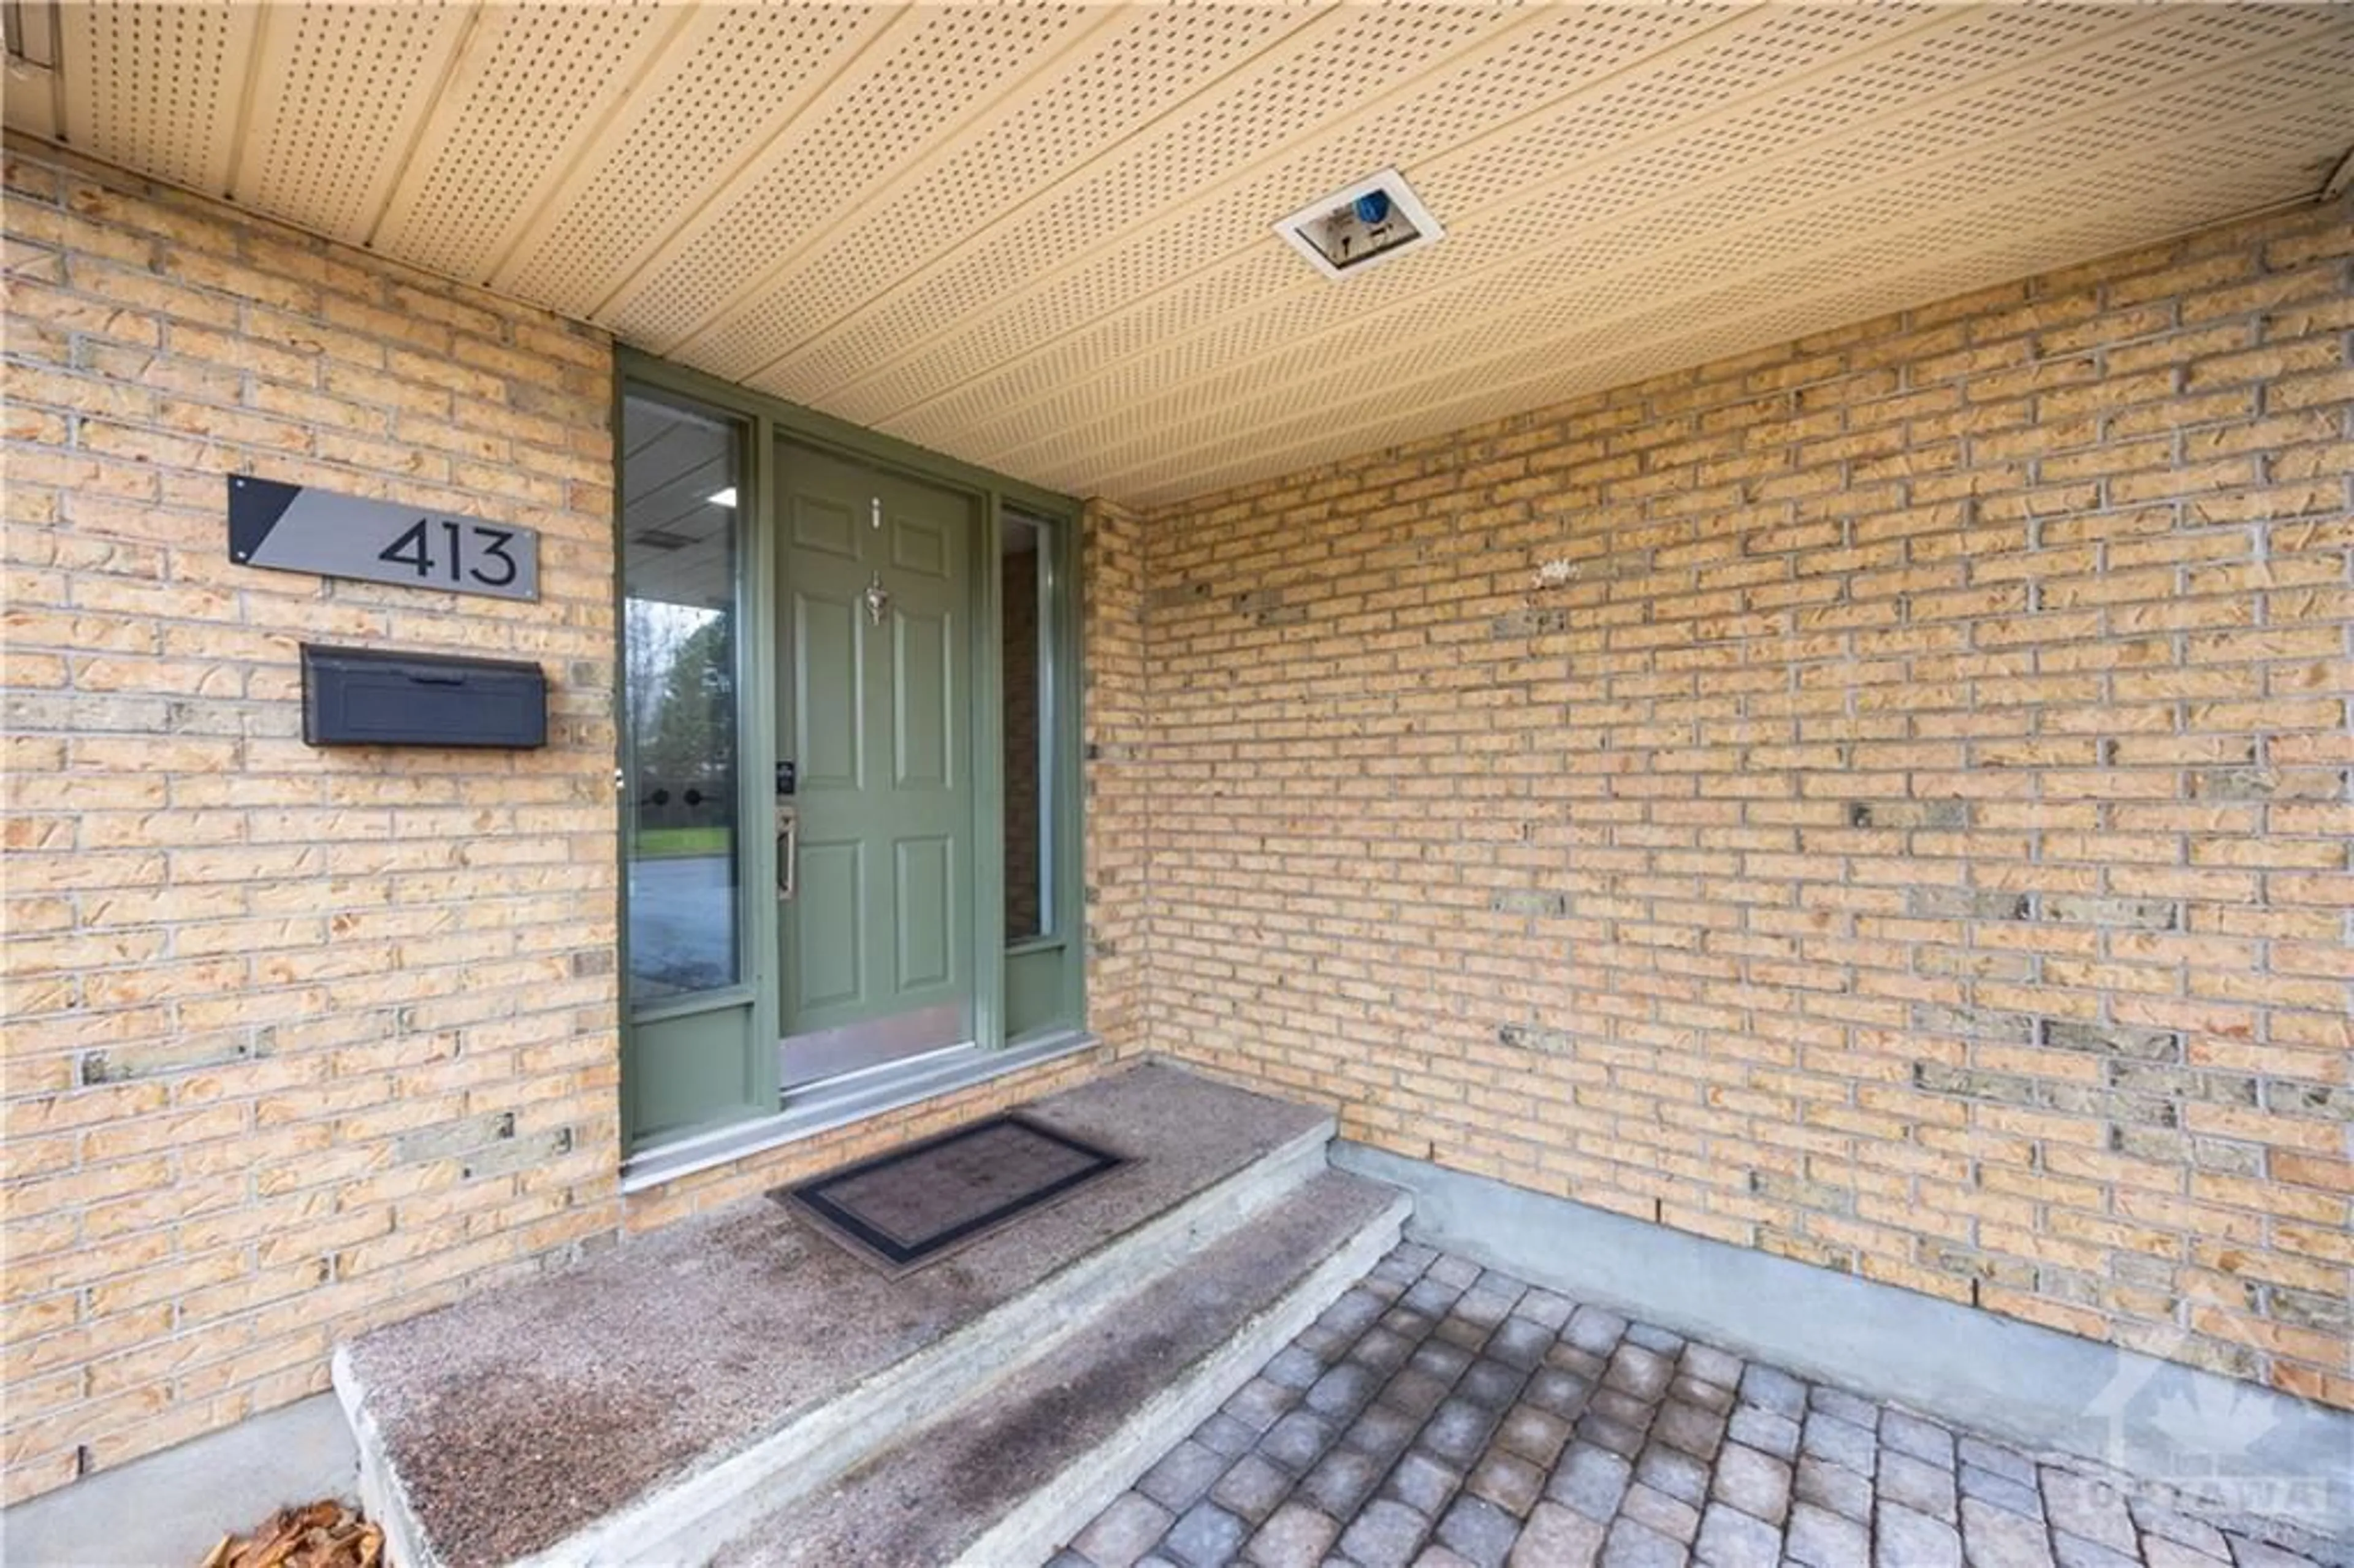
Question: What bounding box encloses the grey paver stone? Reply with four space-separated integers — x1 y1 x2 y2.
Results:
1876 1500 1963 1568
1496 1404 1571 1468
1573 1410 1647 1460
1263 1410 1341 1473
1385 1368 1456 1419
2143 1543 2230 1568
1959 1465 2043 1520
1465 1450 1544 1517
1164 1502 1249 1568
1957 1437 2037 1485
1525 1369 1593 1420
1472 1267 1529 1299
1327 1289 1390 1335
1338 1499 1433 1568
1694 1501 1783 1568
1517 1291 1576 1331
1414 1546 1477 1568
1459 1359 1526 1412
1197 1413 1262 1458
2041 1473 2136 1556
1385 1307 1438 1342
1414 1342 1476 1382
1268 1345 1329 1389
1625 1323 1685 1356
2051 1531 2141 1568
1142 1440 1233 1512
1345 1402 1423 1461
1960 1496 2057 1568
1711 1442 1792 1524
1653 1399 1727 1460
2128 1500 2228 1559
1794 1453 1873 1523
2223 1536 2325 1568
1619 1482 1700 1544
1425 1398 1503 1465
1785 1501 1871 1568
1352 1328 1417 1374
1880 1409 1956 1469
1308 1364 1382 1419
1565 1306 1629 1355
1406 1280 1466 1317
1387 1450 1461 1515
1392 1243 1440 1272
1301 1447 1388 1518
1075 1493 1179 1568
1487 1317 1554 1371
1046 1551 1094 1568
1436 1496 1522 1568
1213 1453 1295 1524
1297 1323 1354 1362
1435 1314 1495 1354
1800 1412 1877 1477
1880 1449 1959 1521
1603 1344 1675 1401
1546 1444 1632 1521
1547 1342 1609 1380
1428 1256 1483 1288
1588 1388 1657 1431
1456 1288 1520 1331
1808 1387 1878 1429
1227 1377 1301 1433
1681 1343 1745 1391
1669 1374 1736 1415
1726 1406 1799 1459
1597 1515 1686 1568
1510 1502 1604 1568
1247 1502 1342 1567
1738 1364 1808 1419
1634 1441 1711 1506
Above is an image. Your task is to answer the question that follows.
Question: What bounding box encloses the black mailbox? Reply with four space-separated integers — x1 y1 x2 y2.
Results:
301 644 547 748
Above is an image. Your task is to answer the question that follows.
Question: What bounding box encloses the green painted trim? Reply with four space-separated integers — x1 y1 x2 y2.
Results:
617 351 1077 517
615 349 1087 1157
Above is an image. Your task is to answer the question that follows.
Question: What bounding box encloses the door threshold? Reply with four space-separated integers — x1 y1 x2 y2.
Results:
620 1030 1100 1195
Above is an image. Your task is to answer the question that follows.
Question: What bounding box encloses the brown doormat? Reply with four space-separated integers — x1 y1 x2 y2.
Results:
776 1113 1129 1277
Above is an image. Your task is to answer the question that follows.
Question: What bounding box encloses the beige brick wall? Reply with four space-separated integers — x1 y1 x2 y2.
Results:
0 137 627 1501
0 137 1152 1505
1137 202 2354 1411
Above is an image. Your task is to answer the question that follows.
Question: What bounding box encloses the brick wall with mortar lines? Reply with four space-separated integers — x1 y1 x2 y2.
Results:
0 138 627 1502
1137 201 2354 1412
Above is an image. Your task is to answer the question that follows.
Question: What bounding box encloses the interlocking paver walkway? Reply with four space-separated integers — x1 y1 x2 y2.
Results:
1055 1244 2333 1568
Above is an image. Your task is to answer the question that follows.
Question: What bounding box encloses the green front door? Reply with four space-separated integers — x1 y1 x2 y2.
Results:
775 440 975 1084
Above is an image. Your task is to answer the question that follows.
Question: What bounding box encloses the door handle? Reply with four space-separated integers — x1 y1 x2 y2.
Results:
775 804 798 901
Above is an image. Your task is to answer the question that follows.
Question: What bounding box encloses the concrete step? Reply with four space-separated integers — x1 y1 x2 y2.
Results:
717 1168 1412 1568
333 1065 1358 1568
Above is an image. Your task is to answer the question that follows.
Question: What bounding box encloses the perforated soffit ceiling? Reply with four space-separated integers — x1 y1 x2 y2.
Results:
9 3 2352 508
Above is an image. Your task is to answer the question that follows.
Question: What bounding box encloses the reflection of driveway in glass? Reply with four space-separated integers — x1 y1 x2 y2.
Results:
630 854 736 994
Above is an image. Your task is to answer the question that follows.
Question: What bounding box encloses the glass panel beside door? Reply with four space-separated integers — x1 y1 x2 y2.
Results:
774 439 978 1089
617 386 768 1146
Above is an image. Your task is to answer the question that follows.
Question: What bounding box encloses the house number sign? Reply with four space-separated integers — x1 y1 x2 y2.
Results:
227 475 539 601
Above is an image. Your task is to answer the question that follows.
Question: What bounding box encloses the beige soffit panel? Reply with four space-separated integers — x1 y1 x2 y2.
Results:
17 2 2354 508
231 3 473 245
59 1 259 197
368 1 687 283
980 4 2354 499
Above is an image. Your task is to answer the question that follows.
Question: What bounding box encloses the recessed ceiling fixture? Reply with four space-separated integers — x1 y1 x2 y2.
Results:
706 487 737 508
1274 168 1443 281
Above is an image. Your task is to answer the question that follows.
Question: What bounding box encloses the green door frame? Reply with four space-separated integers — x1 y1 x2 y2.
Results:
615 349 1086 1157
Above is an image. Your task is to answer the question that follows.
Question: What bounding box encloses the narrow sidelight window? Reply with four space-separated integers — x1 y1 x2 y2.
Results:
1002 512 1055 943
619 390 745 1006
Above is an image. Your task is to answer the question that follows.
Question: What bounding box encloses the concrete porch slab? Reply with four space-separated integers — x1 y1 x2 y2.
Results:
335 1064 1333 1567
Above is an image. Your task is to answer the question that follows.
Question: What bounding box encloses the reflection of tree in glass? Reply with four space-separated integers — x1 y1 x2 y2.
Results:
638 611 733 791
